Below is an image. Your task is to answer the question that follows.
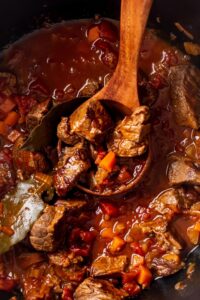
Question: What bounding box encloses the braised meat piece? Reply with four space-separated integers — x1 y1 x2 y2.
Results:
0 149 15 197
169 64 200 129
53 143 91 196
57 117 80 145
74 277 128 300
13 136 49 179
90 255 127 277
146 232 183 277
0 72 17 96
48 250 83 267
70 100 113 143
149 188 181 220
78 79 100 97
107 106 150 157
30 204 68 252
26 99 51 131
55 199 87 212
168 155 200 186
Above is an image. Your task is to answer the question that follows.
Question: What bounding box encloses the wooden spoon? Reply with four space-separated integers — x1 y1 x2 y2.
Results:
77 0 153 196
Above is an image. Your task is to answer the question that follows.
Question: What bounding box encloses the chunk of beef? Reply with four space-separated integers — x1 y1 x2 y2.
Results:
48 250 83 267
150 254 183 277
0 72 17 96
26 99 51 131
57 117 80 145
0 149 15 198
149 188 181 220
74 277 127 300
146 232 183 277
169 64 200 129
90 255 127 277
53 143 90 196
13 136 49 179
55 199 87 212
107 106 150 157
30 204 68 252
70 100 113 144
138 71 158 106
168 155 200 186
78 79 100 97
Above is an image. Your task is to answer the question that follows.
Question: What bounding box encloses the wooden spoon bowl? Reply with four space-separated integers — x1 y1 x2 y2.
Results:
76 0 153 196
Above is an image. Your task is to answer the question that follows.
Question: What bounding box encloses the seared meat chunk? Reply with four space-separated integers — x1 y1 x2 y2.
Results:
150 188 181 219
48 250 83 267
0 72 17 96
57 117 80 145
70 100 112 143
78 79 100 97
169 64 200 129
74 277 127 300
13 136 49 179
168 155 200 186
146 232 183 277
26 99 51 131
55 199 87 212
0 149 15 198
30 204 68 252
150 254 183 277
53 143 90 196
90 255 127 277
107 106 150 157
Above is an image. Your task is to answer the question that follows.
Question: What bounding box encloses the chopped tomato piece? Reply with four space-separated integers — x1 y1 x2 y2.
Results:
122 271 139 284
123 282 141 296
100 202 119 217
130 242 144 256
0 278 17 292
4 111 19 126
99 151 116 172
62 287 73 300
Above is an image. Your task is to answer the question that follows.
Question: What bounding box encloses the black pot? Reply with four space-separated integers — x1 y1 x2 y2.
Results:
1 0 200 299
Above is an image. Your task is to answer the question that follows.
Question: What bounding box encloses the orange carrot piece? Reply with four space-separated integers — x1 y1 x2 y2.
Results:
0 226 14 236
109 236 126 253
87 26 100 42
0 121 8 136
4 111 19 126
99 151 116 172
137 265 152 288
0 98 16 113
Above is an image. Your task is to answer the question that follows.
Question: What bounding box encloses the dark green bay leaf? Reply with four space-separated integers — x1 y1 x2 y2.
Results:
0 179 45 254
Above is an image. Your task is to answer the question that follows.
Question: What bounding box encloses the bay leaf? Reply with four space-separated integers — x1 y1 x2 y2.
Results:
0 179 45 254
22 98 85 152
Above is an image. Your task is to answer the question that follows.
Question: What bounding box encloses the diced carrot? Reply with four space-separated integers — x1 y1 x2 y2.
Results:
100 202 119 217
100 227 115 239
137 265 152 288
87 26 100 42
0 98 16 113
194 221 200 232
130 254 145 267
7 130 21 143
99 151 116 172
113 221 126 234
108 236 126 253
4 111 19 126
187 225 199 245
0 225 14 236
0 121 8 136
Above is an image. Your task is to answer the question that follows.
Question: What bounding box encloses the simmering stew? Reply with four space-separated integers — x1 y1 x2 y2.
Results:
1 18 200 299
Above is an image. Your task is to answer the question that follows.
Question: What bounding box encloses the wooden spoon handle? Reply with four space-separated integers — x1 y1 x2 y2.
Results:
93 0 153 112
